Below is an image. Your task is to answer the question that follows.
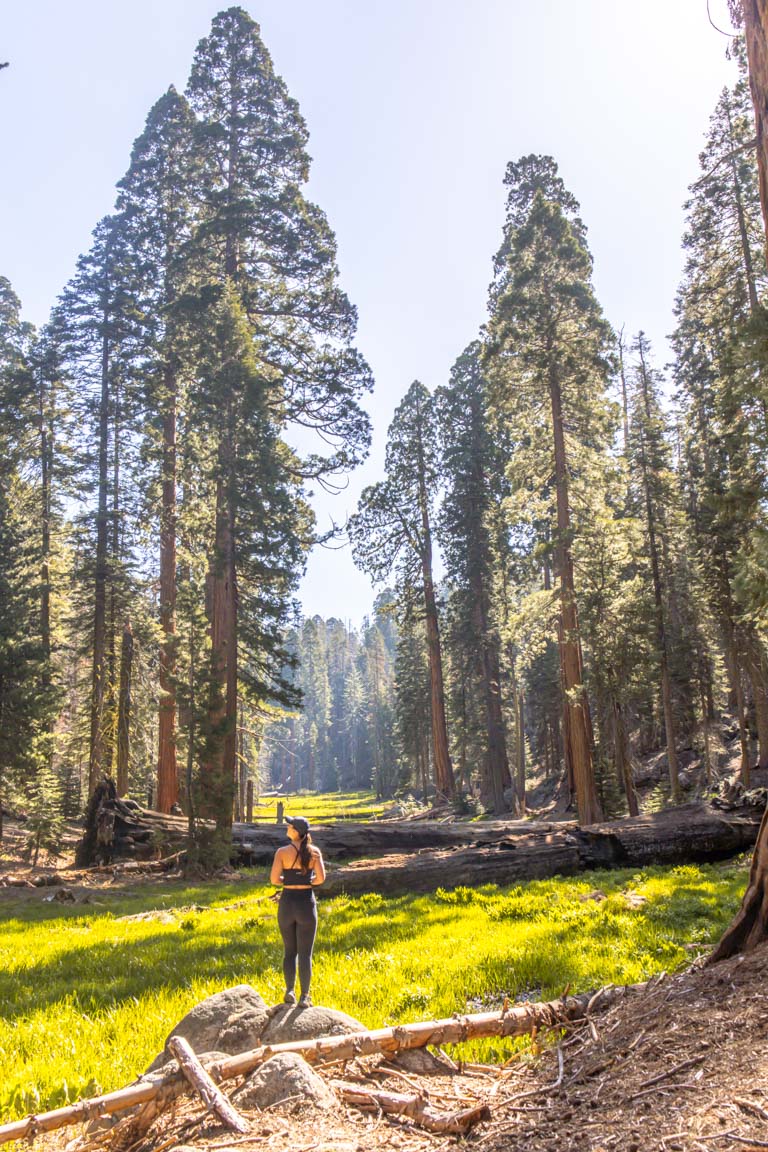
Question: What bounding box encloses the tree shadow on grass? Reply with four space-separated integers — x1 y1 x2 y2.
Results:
0 891 443 1022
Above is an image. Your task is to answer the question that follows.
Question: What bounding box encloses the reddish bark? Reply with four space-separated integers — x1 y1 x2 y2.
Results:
415 409 454 799
549 362 601 825
89 316 111 795
117 620 133 796
156 366 178 812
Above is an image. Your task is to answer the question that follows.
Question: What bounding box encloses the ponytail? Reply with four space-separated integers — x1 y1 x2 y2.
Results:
298 832 313 872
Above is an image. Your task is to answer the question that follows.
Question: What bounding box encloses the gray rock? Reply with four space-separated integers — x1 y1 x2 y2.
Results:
387 1047 456 1076
260 1003 365 1045
146 985 269 1072
233 1052 335 1111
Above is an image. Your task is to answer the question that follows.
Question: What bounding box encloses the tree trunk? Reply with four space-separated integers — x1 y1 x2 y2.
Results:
236 705 246 823
419 727 429 801
708 801 768 962
105 380 122 778
37 364 51 685
116 621 133 797
637 345 679 800
613 698 639 817
725 628 751 786
477 604 510 812
516 687 526 815
88 316 111 795
156 364 178 812
746 642 768 769
201 459 237 864
549 363 600 824
198 79 241 863
417 459 454 799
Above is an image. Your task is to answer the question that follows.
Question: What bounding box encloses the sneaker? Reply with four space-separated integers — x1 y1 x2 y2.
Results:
298 993 312 1008
283 990 297 1005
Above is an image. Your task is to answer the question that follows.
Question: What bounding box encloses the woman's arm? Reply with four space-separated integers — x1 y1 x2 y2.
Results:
269 848 284 887
311 848 326 886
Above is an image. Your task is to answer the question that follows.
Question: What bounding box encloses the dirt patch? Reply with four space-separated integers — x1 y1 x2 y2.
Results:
475 945 768 1152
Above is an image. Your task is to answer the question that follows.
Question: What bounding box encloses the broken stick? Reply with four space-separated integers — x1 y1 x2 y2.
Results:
333 1080 490 1134
167 1037 249 1134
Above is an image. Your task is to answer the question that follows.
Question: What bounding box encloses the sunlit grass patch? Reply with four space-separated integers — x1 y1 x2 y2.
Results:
245 789 391 823
0 860 748 1119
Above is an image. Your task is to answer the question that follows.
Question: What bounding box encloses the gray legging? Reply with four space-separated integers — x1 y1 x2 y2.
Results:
278 889 318 996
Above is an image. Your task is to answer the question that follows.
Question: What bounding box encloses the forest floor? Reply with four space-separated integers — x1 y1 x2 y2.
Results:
28 941 768 1152
3 723 767 1150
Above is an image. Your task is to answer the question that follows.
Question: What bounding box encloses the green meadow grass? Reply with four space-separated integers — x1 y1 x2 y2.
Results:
0 860 748 1121
246 789 391 823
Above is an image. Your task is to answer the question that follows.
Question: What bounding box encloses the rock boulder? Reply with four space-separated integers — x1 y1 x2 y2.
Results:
147 985 269 1072
260 1003 365 1045
233 1052 335 1110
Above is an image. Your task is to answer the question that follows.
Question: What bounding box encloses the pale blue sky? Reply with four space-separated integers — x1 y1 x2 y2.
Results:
1 1 738 622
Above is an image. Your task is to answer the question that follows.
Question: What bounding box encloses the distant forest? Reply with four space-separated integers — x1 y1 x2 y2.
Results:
1 13 767 858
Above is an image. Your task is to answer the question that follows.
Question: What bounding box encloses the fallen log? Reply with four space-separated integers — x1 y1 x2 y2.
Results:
75 783 193 867
167 1037 249 1134
0 986 637 1145
74 797 764 885
75 798 530 866
333 1080 491 1134
321 803 765 896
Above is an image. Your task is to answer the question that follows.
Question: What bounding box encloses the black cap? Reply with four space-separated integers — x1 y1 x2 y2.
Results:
286 815 310 837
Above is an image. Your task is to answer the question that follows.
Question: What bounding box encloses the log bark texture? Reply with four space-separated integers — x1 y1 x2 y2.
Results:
707 801 768 962
319 803 764 896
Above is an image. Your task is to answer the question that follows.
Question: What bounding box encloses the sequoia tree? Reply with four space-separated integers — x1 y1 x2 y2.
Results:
484 155 615 825
437 344 512 813
115 87 200 811
349 382 454 799
709 6 768 959
182 8 371 859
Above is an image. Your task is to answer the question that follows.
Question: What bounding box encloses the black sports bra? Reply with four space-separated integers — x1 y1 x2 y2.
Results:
282 849 315 888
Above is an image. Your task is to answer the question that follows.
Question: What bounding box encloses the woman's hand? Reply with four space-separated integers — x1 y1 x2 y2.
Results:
311 849 326 886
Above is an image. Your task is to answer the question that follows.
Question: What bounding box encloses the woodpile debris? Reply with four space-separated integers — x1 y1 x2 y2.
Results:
0 984 639 1146
4 951 768 1152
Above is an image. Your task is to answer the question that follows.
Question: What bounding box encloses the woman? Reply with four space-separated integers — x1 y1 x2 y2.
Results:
270 815 326 1007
